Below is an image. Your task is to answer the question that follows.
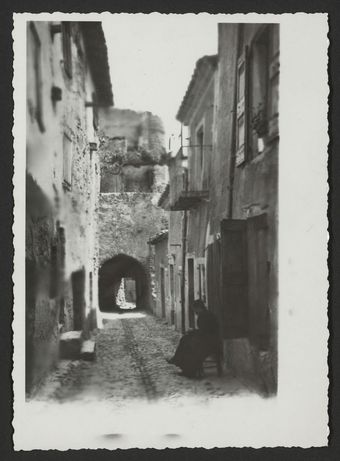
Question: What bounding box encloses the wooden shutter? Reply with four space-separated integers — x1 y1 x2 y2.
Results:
247 213 270 350
235 47 249 166
268 25 280 138
220 219 248 338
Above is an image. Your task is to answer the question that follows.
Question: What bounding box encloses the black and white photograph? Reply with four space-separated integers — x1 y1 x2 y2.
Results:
12 13 328 449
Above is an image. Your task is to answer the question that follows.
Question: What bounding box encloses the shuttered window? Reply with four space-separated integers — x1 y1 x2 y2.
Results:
220 219 248 338
268 25 280 138
207 240 223 326
248 25 280 156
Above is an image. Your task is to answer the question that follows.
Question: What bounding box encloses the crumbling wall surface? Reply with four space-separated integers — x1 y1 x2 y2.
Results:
98 193 168 266
209 24 239 236
25 22 101 394
26 174 60 392
99 136 168 193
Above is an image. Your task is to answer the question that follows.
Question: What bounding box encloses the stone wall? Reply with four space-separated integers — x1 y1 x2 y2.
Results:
25 22 104 394
98 193 168 266
97 108 168 313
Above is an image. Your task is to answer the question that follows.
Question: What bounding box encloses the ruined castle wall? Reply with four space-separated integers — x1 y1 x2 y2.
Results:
97 108 168 311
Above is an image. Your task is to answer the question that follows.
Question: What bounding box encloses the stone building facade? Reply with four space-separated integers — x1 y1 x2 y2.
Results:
25 21 113 395
97 108 168 320
160 23 279 394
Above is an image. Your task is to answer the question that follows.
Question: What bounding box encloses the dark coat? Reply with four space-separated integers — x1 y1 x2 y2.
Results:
171 309 220 377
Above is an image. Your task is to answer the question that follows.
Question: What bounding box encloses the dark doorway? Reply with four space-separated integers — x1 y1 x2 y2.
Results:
99 254 149 312
169 264 175 325
124 278 136 303
160 267 166 318
247 214 270 350
187 258 195 328
72 268 86 330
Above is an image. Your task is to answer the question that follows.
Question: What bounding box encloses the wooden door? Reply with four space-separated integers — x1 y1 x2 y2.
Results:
160 267 166 318
187 258 195 328
247 214 270 350
72 268 86 330
169 264 175 325
220 219 248 338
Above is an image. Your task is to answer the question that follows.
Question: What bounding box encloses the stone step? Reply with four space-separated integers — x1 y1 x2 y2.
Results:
59 331 83 360
80 339 96 361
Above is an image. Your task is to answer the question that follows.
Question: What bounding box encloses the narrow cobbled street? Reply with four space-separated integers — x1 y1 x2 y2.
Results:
37 311 252 403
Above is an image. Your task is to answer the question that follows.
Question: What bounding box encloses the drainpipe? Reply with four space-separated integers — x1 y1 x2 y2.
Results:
227 25 242 219
181 209 188 334
180 150 188 334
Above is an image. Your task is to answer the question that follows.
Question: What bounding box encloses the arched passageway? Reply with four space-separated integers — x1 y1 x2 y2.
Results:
99 254 149 312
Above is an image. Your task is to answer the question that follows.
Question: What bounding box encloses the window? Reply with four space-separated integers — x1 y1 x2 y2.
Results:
27 22 45 132
62 22 72 78
63 133 73 189
249 26 270 157
268 25 280 138
235 24 279 163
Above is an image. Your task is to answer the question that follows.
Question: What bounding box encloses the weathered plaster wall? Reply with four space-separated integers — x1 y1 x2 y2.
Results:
26 22 102 393
209 24 239 236
212 23 279 393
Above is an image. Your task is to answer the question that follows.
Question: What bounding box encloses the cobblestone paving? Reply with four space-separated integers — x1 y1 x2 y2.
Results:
36 311 253 403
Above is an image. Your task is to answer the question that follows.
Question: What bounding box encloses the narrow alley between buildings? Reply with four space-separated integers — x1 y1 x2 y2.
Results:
36 311 253 403
24 21 279 405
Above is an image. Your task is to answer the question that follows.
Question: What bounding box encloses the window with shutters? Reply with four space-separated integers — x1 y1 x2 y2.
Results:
249 25 280 158
235 24 279 163
62 22 72 78
235 53 248 166
268 25 280 138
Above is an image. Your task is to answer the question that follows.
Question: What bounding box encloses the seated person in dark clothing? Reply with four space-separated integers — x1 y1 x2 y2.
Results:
167 299 222 377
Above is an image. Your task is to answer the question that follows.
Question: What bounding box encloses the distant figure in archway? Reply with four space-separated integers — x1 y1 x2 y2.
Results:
98 254 149 313
167 300 222 378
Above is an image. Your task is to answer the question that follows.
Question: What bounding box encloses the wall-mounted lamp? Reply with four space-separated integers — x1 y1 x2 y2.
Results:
216 232 221 241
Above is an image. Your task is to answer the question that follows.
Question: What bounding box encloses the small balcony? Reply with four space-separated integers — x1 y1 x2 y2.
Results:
169 148 209 211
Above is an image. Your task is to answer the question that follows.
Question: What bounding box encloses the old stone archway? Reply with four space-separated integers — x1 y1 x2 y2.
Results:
98 254 149 312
